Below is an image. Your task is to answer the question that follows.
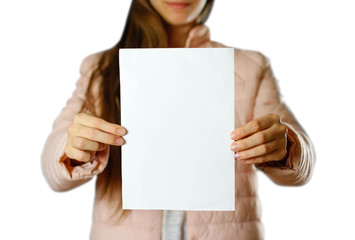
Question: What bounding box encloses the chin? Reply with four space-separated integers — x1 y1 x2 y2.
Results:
164 15 194 26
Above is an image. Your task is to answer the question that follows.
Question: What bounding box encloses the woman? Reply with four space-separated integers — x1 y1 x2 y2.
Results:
41 0 315 239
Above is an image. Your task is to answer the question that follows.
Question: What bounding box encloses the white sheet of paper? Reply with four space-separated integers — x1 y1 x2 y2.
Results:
119 48 235 211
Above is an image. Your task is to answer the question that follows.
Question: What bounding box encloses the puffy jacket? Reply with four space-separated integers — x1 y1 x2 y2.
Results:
41 24 315 240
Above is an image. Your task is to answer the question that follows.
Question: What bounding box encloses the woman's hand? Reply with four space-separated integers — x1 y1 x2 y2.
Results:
64 112 126 163
230 113 288 164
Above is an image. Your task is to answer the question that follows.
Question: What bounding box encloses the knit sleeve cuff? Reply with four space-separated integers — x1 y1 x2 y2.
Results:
59 147 109 180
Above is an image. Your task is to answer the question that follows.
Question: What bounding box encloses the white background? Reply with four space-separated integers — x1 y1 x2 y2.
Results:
0 0 354 239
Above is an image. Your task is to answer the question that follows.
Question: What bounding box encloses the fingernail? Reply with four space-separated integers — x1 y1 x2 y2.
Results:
231 145 238 151
116 138 123 145
230 133 237 139
234 153 240 159
117 128 125 135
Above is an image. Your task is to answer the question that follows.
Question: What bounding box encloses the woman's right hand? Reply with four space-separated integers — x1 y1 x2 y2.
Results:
64 112 126 163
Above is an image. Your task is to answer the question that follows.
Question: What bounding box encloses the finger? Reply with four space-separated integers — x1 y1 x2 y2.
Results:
234 138 283 160
76 125 125 146
230 114 277 140
64 146 95 163
75 112 126 136
230 126 277 152
238 148 287 164
72 136 107 151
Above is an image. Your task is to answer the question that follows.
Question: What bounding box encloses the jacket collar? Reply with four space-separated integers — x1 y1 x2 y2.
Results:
184 24 211 48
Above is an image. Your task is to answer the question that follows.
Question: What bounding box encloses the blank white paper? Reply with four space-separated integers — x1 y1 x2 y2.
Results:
119 48 235 211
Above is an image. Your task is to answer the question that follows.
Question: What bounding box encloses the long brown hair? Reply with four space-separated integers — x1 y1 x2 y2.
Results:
80 0 214 221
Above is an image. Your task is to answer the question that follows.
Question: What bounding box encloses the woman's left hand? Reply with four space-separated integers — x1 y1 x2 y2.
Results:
230 113 288 164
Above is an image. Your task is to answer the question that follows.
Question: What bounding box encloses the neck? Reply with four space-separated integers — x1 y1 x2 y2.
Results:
165 22 196 48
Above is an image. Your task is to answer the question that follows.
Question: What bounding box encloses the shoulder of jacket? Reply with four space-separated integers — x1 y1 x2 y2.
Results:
203 39 270 70
79 49 107 75
233 48 270 70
